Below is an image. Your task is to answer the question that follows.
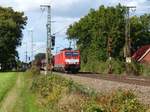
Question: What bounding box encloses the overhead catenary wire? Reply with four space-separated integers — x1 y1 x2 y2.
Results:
30 9 45 29
52 25 70 35
52 18 78 35
33 45 46 53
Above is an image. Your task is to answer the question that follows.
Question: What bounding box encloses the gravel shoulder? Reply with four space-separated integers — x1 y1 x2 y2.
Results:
57 73 150 105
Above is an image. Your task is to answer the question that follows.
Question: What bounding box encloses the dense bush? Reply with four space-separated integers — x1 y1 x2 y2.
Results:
81 58 150 76
31 75 96 99
83 101 104 112
25 66 40 78
141 64 150 76
82 90 147 112
81 59 125 75
30 66 40 76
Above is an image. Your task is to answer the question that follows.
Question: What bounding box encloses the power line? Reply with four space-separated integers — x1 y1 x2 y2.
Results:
52 19 79 35
33 45 46 52
53 25 69 35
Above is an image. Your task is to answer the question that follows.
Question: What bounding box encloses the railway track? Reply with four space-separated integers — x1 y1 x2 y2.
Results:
58 72 150 87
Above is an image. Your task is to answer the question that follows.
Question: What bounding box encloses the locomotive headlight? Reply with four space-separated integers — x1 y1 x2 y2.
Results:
65 59 79 64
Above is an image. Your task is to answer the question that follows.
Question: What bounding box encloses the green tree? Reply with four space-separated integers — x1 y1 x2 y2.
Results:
67 4 150 66
0 7 27 71
67 4 125 62
34 53 45 61
130 14 150 53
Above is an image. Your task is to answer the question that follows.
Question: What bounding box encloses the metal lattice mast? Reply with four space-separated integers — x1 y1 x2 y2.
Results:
125 6 136 63
31 30 33 61
40 5 52 75
124 6 136 74
28 29 34 63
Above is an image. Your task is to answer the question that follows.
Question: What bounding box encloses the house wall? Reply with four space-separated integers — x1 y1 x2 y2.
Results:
141 52 150 64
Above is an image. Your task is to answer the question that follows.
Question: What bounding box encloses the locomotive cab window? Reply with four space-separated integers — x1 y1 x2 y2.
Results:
65 52 79 57
65 52 72 57
72 52 79 56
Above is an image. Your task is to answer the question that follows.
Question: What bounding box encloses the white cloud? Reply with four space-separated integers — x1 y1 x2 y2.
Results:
1 0 149 17
0 0 49 11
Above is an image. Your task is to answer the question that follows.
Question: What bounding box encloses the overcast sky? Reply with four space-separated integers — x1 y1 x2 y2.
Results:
0 0 149 62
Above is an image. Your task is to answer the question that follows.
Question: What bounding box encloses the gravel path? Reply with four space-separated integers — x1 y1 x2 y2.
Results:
57 73 150 105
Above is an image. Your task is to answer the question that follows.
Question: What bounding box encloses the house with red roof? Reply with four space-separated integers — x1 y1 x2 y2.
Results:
132 45 150 64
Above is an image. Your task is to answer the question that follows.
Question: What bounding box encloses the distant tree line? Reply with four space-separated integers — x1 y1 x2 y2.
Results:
67 4 150 65
0 7 27 71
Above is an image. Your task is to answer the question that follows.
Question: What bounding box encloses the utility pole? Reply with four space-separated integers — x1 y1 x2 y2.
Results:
69 41 72 48
25 42 28 63
31 30 33 62
28 29 34 62
124 6 136 73
23 42 28 63
40 4 52 75
108 36 113 74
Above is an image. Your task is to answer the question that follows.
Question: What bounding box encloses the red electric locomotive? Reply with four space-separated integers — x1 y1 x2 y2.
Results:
53 48 80 73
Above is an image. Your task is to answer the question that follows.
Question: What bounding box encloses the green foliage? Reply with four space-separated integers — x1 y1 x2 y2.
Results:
31 74 99 111
31 74 96 99
0 7 27 71
30 66 40 76
34 53 45 61
127 61 143 75
0 72 17 103
81 59 125 74
67 80 97 97
30 72 148 112
83 101 104 112
111 59 125 74
92 90 147 112
12 73 39 112
67 4 150 74
67 4 126 62
130 15 150 52
140 64 150 76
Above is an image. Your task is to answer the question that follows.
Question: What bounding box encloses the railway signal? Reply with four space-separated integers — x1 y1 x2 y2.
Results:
51 35 55 47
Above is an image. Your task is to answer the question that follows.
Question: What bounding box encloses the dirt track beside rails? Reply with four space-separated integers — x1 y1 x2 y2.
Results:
56 72 150 105
76 72 150 87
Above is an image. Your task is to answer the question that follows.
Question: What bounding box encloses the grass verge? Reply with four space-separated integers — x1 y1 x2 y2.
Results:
12 72 40 112
0 72 17 103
